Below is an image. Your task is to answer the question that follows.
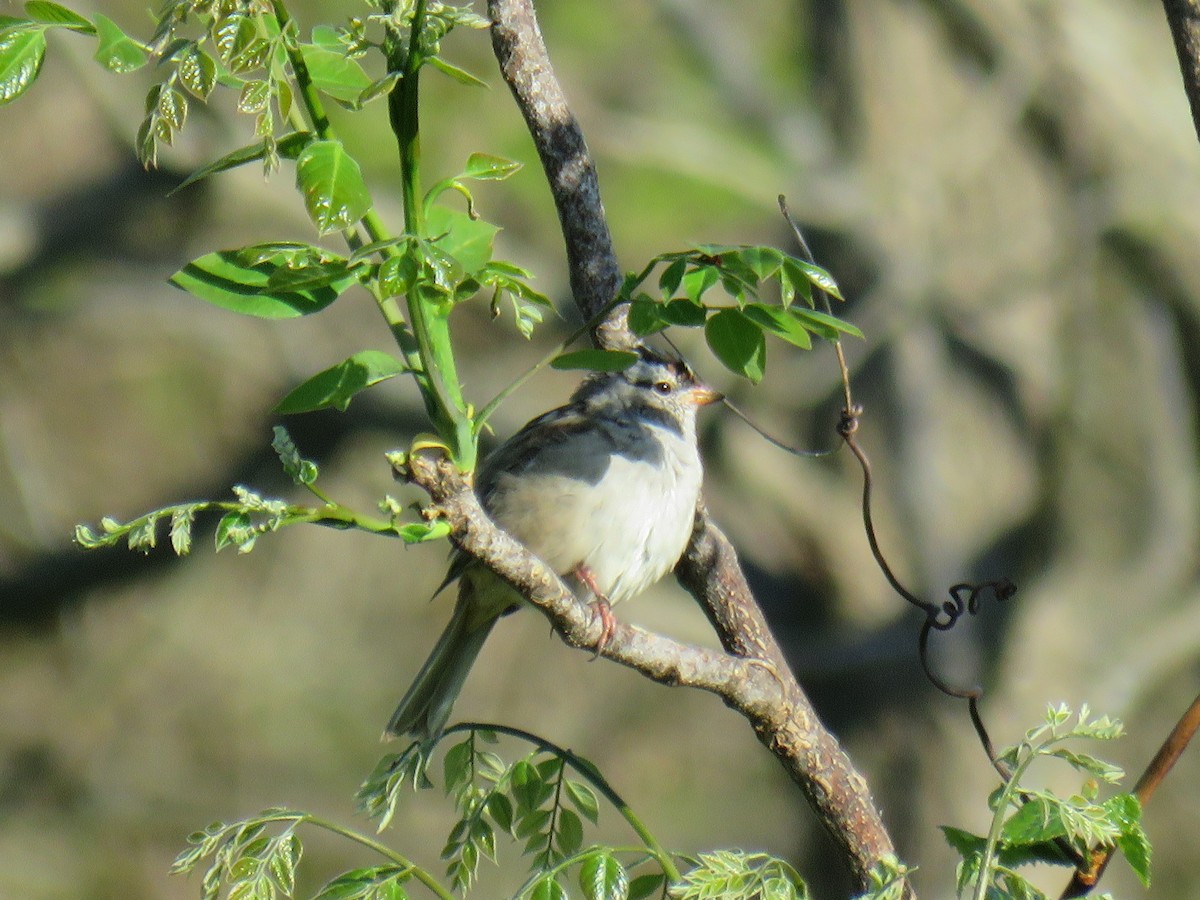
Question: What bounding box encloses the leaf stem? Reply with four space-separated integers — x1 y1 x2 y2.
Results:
290 813 456 900
382 0 476 470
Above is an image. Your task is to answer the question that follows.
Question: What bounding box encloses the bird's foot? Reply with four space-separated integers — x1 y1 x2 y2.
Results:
573 564 616 657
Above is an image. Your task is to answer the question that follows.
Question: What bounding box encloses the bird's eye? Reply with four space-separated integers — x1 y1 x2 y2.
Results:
652 381 673 395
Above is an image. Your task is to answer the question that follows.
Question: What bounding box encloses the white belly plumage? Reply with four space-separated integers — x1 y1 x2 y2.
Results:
485 429 702 605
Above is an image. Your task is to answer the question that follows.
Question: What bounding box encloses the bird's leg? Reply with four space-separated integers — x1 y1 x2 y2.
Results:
573 564 616 655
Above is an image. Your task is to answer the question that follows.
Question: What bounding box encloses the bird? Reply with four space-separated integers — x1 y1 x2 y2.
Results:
385 349 722 741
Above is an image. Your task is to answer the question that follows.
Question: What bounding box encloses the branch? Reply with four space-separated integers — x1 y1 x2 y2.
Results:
488 0 633 350
404 451 897 890
484 2 901 889
402 453 781 709
1161 0 1200 144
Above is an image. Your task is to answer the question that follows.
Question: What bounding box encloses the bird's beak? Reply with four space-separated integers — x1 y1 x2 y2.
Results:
687 385 724 407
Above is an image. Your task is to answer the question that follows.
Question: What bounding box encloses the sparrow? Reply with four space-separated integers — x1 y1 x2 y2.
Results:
386 350 722 741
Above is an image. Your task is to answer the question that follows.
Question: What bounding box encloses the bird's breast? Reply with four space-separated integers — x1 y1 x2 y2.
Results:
484 429 702 605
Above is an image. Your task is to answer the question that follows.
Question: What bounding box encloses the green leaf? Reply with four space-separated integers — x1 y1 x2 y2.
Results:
169 506 198 555
274 351 405 414
378 252 420 298
215 13 268 74
1047 749 1125 783
295 139 372 235
487 793 514 833
442 738 473 794
627 872 665 900
564 780 600 823
0 25 46 105
314 866 410 900
157 85 187 130
580 852 628 900
510 761 544 812
174 131 311 194
462 152 522 181
659 298 708 327
1002 797 1066 845
941 825 985 858
426 205 498 276
628 297 668 336
358 71 400 107
550 349 639 373
395 521 451 544
1116 824 1152 887
170 247 358 318
427 54 487 87
682 265 719 303
789 307 863 341
785 257 843 301
25 1 93 33
528 876 567 900
742 303 812 349
658 257 687 298
555 808 583 855
705 308 766 383
299 41 372 104
237 79 270 113
736 245 783 280
215 511 255 553
177 43 217 98
92 13 146 73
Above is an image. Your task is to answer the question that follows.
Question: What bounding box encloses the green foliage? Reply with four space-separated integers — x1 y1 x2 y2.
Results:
74 428 440 556
942 703 1150 900
670 850 808 900
274 350 408 414
620 245 860 383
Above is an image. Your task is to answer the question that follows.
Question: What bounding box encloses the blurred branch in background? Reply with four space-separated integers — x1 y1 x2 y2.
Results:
1161 0 1200 143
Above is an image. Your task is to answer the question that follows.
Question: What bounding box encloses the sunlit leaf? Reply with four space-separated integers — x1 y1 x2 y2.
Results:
274 351 406 414
426 205 497 276
177 43 216 98
25 1 93 32
579 852 627 900
93 13 146 73
550 349 638 373
789 307 863 340
170 247 358 318
173 131 311 194
295 140 372 234
299 40 372 104
741 303 812 349
0 25 46 105
427 54 487 87
461 152 521 181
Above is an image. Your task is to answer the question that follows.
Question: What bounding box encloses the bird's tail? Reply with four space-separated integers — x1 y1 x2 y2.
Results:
385 575 504 741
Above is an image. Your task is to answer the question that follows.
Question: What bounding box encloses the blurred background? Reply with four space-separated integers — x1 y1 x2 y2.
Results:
2 0 1199 897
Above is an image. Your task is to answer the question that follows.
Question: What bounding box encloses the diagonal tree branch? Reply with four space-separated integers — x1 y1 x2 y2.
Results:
488 0 633 350
486 0 900 890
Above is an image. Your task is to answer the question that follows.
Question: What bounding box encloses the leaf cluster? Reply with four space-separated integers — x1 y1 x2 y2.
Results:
172 809 305 900
942 704 1150 900
614 245 862 384
357 729 652 900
